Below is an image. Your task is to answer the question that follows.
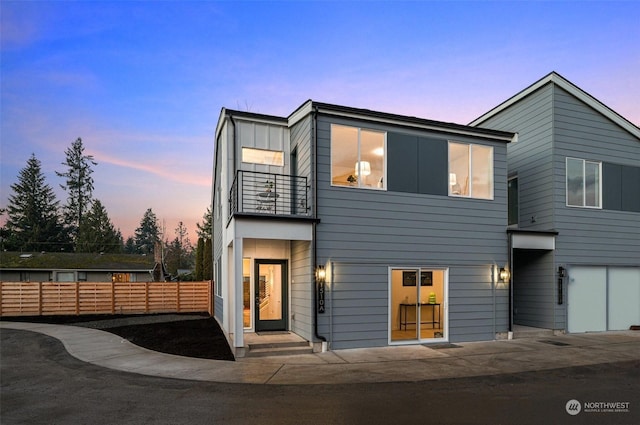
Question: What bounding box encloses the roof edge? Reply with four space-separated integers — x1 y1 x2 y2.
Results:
470 71 640 139
310 100 515 142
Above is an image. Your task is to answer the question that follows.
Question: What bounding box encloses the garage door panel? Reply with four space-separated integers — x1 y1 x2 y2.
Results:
568 267 606 333
608 268 640 331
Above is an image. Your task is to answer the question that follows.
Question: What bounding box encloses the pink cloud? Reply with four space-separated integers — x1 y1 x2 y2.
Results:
92 150 210 188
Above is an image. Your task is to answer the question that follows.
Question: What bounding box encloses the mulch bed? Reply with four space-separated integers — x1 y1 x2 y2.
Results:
1 313 235 361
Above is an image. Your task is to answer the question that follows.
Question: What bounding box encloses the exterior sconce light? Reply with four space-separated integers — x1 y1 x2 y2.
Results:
558 266 566 278
315 265 326 283
499 267 511 282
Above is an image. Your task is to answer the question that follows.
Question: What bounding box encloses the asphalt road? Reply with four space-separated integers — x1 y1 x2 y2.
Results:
2 328 639 425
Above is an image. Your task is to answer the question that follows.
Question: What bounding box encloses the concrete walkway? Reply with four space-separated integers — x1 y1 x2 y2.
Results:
2 321 639 385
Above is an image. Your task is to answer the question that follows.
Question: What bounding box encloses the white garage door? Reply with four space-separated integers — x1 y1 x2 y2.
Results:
568 266 640 333
608 268 640 330
568 267 606 333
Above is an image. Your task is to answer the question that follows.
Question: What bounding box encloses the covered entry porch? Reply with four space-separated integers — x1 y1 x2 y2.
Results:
223 217 314 357
508 229 560 333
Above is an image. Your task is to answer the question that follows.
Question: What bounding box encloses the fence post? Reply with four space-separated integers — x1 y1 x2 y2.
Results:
145 282 149 313
176 281 181 313
38 282 42 315
111 281 115 314
75 282 80 315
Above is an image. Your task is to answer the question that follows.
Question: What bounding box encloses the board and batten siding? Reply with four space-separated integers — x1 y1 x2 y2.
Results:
314 115 509 348
235 119 289 175
551 85 640 268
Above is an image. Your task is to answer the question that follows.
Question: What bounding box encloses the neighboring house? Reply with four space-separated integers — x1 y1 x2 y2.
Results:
0 252 158 283
470 71 640 335
213 102 515 354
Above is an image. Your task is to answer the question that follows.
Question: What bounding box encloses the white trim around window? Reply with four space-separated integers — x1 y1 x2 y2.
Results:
330 124 387 190
566 157 602 208
448 141 494 200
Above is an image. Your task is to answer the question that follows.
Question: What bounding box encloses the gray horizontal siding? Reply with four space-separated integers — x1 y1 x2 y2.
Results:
290 240 312 341
476 83 555 231
552 85 640 267
513 249 559 329
214 295 223 321
315 114 509 348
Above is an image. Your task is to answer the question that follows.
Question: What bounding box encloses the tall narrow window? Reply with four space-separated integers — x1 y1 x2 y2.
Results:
566 158 601 208
448 142 494 199
508 176 519 226
331 124 386 189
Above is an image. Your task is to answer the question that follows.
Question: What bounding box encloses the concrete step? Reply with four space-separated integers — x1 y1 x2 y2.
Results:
246 341 313 357
513 326 555 339
249 341 310 350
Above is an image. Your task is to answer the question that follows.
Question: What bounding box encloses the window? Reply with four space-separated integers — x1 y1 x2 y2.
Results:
508 176 519 226
214 259 222 297
111 273 131 283
448 142 493 199
78 271 87 282
566 158 601 208
331 124 386 189
242 147 284 166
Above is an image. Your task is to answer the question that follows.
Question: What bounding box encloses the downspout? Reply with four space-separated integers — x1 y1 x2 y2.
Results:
311 105 327 349
508 232 513 335
230 114 237 179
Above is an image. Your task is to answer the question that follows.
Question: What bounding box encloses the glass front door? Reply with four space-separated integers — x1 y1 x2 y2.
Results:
255 260 288 332
390 268 446 342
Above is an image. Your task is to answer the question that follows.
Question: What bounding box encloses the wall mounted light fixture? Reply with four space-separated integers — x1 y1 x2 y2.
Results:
499 267 511 282
558 266 566 278
315 265 326 283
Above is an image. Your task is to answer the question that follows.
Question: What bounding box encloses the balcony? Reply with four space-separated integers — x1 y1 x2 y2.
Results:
229 170 310 218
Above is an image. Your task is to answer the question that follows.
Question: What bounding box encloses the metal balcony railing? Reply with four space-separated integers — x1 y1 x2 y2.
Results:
229 170 310 218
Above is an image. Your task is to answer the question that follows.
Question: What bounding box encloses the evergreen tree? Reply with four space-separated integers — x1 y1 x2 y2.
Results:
134 208 160 255
3 154 71 251
195 237 204 280
196 206 212 240
164 221 194 277
164 236 183 276
76 200 123 253
123 236 136 254
203 238 212 280
56 137 97 247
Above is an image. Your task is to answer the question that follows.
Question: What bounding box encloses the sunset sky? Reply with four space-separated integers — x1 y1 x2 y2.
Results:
2 1 639 243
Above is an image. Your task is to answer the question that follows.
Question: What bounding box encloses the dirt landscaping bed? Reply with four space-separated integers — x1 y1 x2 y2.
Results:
0 313 235 361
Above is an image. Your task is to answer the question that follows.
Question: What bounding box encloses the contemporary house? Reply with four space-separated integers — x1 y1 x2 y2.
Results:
213 102 516 354
470 72 640 335
0 252 158 283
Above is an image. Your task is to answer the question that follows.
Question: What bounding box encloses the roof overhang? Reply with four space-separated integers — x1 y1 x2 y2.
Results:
508 229 558 250
470 71 640 139
289 100 516 143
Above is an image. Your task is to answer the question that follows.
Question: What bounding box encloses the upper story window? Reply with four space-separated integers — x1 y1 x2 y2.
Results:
242 147 284 166
331 124 386 189
566 157 601 208
448 142 493 200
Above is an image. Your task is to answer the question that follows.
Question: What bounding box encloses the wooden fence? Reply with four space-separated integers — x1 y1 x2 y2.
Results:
0 281 212 317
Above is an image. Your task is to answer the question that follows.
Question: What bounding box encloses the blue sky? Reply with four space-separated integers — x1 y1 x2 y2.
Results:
2 1 639 242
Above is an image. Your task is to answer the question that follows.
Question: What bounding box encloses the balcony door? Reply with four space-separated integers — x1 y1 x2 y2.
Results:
254 260 288 332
